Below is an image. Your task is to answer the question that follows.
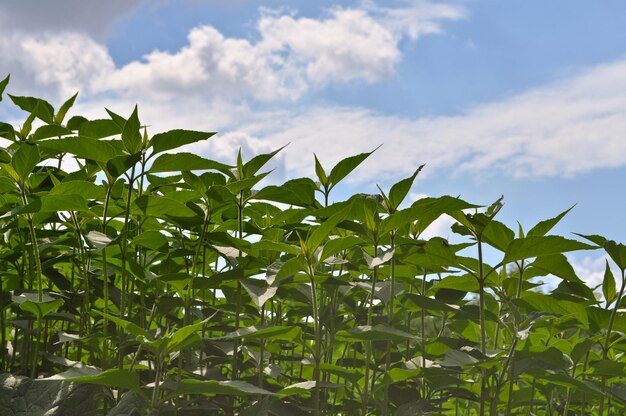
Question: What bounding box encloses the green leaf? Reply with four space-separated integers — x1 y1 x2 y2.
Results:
77 119 121 138
604 240 626 272
11 143 40 181
31 124 73 141
307 202 353 254
321 235 364 262
132 195 197 218
401 293 458 313
252 178 319 207
132 230 169 252
328 147 378 188
527 205 574 237
387 164 424 212
150 129 216 154
314 154 328 187
166 319 207 353
531 254 582 283
0 122 15 141
105 153 141 179
240 280 277 309
0 74 9 101
243 145 286 178
46 368 141 393
481 220 514 252
49 180 104 200
91 310 151 339
55 92 78 125
20 194 89 214
162 379 273 396
382 195 478 234
121 105 142 154
603 260 617 306
150 152 232 174
503 236 596 264
40 137 124 161
217 325 302 342
336 325 418 342
519 291 588 325
12 292 64 318
9 95 54 123
85 231 113 250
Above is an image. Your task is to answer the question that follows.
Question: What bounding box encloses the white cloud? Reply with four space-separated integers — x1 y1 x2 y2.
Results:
568 254 612 291
4 1 626 185
233 58 626 181
0 2 463 103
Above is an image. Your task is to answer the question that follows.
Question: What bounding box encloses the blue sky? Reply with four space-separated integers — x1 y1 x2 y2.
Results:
2 0 626 287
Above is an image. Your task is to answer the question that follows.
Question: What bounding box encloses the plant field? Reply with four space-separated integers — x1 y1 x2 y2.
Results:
1 75 625 415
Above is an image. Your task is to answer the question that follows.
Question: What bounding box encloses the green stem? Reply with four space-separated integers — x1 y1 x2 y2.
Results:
477 238 487 416
101 183 113 368
600 268 626 415
362 241 379 415
306 260 322 416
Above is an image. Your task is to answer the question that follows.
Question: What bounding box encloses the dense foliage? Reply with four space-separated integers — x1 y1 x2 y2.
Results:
0 74 625 415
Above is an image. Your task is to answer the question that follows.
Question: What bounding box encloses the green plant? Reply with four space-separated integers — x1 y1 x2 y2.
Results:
0 75 624 415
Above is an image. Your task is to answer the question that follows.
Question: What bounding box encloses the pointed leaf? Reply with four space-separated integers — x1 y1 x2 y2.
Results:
240 280 278 309
55 92 78 124
217 325 301 342
328 148 378 188
307 202 353 254
121 106 142 154
77 119 121 138
314 154 328 187
150 129 216 154
46 368 141 393
0 74 8 101
527 205 574 237
531 254 582 283
40 137 124 161
243 145 286 178
9 95 54 123
150 152 232 174
503 236 596 264
162 379 273 396
11 143 40 181
387 164 424 211
603 260 617 306
32 124 73 141
92 310 151 339
336 325 418 342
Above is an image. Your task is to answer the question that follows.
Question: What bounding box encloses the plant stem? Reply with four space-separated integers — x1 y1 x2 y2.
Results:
306 261 322 416
477 238 487 416
600 267 626 414
362 241 379 415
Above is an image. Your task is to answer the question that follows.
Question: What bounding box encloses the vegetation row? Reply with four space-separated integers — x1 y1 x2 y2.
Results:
0 74 625 415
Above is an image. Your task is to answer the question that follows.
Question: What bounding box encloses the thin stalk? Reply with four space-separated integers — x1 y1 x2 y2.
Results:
362 241 379 415
600 268 626 415
306 261 322 416
420 272 428 399
119 166 136 320
101 183 113 368
258 304 266 387
384 232 396 413
232 194 244 381
477 238 487 416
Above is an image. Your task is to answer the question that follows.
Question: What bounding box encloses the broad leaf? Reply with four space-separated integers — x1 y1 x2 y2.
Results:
151 129 216 154
150 152 231 174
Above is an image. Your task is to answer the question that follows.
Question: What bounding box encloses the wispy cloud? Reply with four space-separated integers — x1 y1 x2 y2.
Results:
3 2 626 184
